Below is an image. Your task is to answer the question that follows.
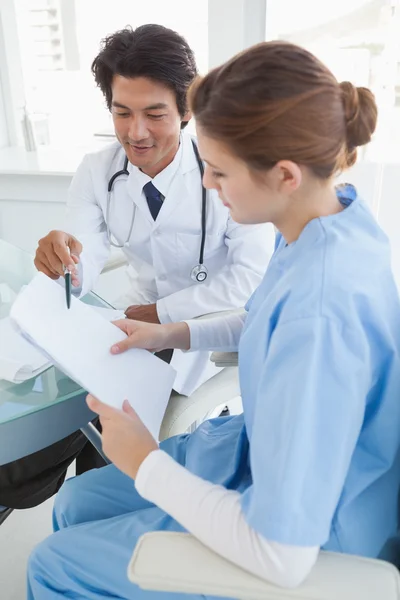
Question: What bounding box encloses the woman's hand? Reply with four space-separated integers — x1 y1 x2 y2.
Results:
87 395 158 479
111 319 191 354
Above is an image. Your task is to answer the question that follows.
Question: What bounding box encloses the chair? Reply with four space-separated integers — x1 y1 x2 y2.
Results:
128 532 400 600
159 366 239 440
100 249 128 274
0 506 13 525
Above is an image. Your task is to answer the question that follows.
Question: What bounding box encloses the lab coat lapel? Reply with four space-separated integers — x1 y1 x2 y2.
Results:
125 168 154 226
154 132 198 229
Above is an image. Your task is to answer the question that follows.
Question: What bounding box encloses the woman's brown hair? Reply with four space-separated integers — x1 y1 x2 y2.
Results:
189 41 377 178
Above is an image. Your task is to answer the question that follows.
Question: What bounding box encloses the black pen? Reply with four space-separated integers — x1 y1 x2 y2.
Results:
64 266 72 309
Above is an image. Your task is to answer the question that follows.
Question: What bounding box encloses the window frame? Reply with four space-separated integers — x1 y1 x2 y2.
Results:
0 0 268 150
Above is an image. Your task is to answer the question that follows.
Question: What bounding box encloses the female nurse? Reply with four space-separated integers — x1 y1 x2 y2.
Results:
28 41 400 599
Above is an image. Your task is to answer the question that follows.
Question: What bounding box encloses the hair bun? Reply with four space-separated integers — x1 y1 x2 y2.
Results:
339 81 377 151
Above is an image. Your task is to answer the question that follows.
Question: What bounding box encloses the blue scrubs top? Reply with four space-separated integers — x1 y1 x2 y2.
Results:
237 184 400 556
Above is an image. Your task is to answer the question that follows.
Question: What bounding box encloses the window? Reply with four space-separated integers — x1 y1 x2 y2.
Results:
265 0 400 163
14 0 208 148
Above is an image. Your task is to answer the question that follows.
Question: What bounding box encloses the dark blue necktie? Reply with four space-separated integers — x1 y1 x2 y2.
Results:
143 181 164 220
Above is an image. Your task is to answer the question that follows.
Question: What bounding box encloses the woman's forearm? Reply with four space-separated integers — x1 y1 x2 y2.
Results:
186 311 246 352
162 321 191 350
159 311 246 353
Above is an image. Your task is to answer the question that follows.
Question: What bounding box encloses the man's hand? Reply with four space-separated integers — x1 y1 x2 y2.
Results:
125 303 160 324
34 230 82 286
86 395 158 479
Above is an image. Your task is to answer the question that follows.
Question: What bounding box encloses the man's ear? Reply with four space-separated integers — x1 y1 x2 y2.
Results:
181 109 192 127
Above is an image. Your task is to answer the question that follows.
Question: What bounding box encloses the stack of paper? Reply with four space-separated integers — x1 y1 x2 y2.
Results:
0 306 126 384
10 273 176 438
0 317 51 383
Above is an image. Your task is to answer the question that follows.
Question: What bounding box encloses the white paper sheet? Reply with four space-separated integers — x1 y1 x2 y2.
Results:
10 273 176 437
91 306 126 322
0 306 125 384
0 317 51 383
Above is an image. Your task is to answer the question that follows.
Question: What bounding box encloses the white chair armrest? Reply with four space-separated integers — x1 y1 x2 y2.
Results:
211 352 239 367
159 367 239 441
128 532 400 600
101 250 128 274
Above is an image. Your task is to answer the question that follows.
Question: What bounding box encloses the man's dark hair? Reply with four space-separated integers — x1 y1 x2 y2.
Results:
91 24 198 128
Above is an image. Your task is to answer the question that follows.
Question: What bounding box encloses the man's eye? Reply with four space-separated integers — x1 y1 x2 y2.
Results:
147 114 165 120
212 171 225 179
115 112 130 118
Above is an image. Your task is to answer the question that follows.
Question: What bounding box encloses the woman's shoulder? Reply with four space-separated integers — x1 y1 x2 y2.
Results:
255 201 397 329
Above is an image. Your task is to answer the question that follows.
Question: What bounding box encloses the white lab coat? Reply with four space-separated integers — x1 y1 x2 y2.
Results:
65 131 275 395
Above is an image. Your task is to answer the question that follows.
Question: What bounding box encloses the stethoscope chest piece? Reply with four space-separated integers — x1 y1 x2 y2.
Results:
191 264 208 283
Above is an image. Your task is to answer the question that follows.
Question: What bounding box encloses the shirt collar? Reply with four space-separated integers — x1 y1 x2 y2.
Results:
130 135 183 197
274 184 360 259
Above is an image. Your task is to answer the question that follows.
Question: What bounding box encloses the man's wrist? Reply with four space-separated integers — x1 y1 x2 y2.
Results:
156 298 170 324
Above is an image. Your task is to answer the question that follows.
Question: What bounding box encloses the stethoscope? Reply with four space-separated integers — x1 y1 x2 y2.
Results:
106 139 208 283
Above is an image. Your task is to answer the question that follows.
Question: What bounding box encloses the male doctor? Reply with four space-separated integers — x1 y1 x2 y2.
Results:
35 24 273 396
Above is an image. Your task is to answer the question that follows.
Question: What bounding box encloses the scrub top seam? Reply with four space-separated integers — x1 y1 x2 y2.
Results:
271 313 357 335
317 221 328 316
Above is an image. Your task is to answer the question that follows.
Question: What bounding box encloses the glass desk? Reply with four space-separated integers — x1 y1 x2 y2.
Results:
0 239 111 466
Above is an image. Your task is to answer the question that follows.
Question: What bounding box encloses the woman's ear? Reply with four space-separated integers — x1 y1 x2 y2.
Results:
275 160 302 193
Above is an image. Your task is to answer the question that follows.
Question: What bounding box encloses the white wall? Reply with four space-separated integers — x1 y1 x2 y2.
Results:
0 13 10 147
0 175 69 251
208 0 266 68
0 79 9 148
0 0 26 147
376 165 400 289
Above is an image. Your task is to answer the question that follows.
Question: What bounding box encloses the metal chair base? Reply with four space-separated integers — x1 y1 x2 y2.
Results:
0 507 13 526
